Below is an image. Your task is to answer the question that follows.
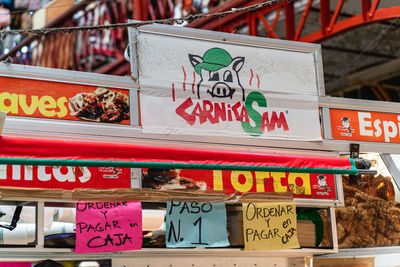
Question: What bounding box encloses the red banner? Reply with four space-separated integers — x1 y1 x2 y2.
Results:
0 165 130 189
142 169 337 200
0 76 130 124
0 136 357 175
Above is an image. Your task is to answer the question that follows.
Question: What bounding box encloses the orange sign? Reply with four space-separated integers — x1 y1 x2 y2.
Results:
0 76 130 124
330 108 400 143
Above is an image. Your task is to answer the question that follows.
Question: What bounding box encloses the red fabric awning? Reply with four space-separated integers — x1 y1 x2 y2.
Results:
0 136 357 174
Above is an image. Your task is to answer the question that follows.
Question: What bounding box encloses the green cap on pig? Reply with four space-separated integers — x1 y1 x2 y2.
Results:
194 48 233 75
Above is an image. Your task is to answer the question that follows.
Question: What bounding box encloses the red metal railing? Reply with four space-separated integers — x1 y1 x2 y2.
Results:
0 0 176 73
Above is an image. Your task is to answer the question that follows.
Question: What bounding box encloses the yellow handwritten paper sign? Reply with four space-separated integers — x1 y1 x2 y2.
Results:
242 202 300 250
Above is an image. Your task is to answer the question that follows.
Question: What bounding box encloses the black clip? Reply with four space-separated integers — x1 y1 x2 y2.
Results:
0 206 23 231
349 143 361 185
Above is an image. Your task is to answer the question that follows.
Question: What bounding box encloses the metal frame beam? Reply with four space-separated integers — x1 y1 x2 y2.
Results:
189 0 400 44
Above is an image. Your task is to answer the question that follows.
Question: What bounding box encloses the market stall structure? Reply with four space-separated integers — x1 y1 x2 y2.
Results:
0 24 379 266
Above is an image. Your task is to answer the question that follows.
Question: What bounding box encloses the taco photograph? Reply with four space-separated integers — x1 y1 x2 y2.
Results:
69 87 130 123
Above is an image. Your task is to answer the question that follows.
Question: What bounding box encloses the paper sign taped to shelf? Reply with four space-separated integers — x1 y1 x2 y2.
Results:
242 202 299 250
166 201 230 248
0 166 131 189
75 201 142 253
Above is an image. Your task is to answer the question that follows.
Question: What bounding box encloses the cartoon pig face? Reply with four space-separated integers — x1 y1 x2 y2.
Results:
189 48 245 101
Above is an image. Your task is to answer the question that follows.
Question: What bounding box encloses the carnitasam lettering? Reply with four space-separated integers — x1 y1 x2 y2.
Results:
0 92 68 118
242 92 289 137
175 92 289 136
175 98 249 126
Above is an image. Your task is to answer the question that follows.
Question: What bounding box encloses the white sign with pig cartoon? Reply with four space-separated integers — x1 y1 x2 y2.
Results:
136 26 323 141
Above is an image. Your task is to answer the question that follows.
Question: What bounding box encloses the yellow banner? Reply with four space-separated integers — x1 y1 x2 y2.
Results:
242 202 300 250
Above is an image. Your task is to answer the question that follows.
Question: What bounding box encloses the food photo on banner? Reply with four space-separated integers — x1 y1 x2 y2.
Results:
0 77 130 124
141 168 337 200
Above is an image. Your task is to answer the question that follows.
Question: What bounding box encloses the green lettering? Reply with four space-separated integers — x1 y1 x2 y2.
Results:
241 91 266 136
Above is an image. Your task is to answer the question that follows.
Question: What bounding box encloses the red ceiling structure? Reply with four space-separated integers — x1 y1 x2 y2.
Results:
189 0 400 42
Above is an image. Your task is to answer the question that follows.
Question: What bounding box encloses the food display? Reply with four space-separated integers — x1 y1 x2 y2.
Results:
69 87 129 122
320 175 400 248
142 169 206 190
333 175 400 248
316 153 400 248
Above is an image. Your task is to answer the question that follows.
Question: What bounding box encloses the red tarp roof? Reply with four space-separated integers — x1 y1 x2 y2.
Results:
0 136 357 174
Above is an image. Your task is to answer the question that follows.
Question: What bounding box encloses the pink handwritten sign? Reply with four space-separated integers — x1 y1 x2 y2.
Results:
75 201 142 253
0 263 31 267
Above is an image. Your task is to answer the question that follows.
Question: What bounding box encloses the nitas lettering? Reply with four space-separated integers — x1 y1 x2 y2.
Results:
87 233 133 248
0 93 68 118
358 112 400 142
0 165 91 183
175 92 289 136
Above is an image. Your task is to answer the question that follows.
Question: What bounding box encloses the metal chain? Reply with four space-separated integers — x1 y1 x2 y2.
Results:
0 0 284 39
